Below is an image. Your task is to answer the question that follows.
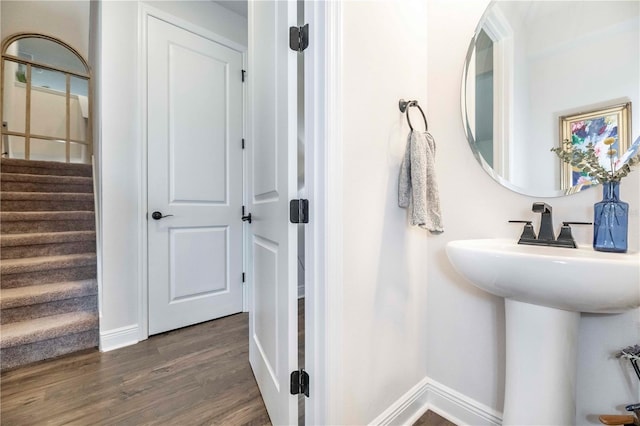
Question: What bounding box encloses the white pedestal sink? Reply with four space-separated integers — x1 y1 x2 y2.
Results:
445 239 640 425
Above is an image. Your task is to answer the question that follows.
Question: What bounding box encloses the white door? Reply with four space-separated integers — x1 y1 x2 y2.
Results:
247 1 300 424
147 16 244 335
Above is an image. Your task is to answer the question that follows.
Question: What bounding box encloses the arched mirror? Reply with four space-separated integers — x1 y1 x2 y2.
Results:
1 33 91 163
462 1 639 197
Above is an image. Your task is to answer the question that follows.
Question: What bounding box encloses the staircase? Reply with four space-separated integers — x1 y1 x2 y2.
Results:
0 158 99 371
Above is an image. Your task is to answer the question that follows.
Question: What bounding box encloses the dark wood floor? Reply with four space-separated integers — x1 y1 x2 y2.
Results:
414 410 457 426
0 313 270 425
1 310 454 426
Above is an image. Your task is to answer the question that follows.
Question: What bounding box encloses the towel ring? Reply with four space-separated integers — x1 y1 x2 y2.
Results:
399 99 428 132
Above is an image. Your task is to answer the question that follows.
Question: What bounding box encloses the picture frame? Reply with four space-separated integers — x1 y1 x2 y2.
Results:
559 102 631 190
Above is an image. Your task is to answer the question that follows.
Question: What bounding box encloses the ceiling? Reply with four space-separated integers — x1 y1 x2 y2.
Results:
214 1 247 18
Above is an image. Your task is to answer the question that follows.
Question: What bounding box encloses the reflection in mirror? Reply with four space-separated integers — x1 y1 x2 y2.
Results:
70 77 89 144
3 135 25 160
474 29 494 169
30 137 66 162
462 1 640 197
1 34 90 163
5 37 87 74
2 59 25 135
30 66 67 140
69 142 88 164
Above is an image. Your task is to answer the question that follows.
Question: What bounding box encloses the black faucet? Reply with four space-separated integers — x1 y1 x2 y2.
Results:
509 203 592 248
532 202 555 241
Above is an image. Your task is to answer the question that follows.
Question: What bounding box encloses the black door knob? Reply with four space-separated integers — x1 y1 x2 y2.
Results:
151 211 173 220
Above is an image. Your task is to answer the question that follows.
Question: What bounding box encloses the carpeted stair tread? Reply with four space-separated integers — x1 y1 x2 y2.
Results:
1 211 96 234
1 192 94 201
0 158 92 177
0 241 97 260
0 192 94 212
1 231 96 247
0 173 92 185
1 211 94 222
1 266 97 289
1 173 93 193
1 214 95 235
1 254 97 275
1 295 97 325
1 330 98 370
1 280 97 309
0 311 98 348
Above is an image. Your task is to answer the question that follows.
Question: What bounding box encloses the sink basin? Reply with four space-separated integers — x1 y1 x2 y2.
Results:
445 239 640 425
446 238 640 313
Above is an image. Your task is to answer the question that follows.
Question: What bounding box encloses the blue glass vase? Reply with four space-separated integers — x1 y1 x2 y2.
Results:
593 181 628 253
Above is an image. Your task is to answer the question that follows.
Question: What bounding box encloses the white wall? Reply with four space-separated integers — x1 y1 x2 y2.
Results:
427 1 640 424
99 0 141 342
1 1 90 59
338 1 430 423
99 1 247 344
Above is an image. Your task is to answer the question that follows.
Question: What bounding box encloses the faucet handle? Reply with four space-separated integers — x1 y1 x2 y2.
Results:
557 221 592 248
509 220 537 241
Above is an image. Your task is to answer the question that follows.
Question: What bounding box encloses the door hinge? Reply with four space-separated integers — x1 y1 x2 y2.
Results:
289 24 309 52
242 138 245 149
241 69 246 82
289 199 309 224
290 369 309 397
242 205 252 224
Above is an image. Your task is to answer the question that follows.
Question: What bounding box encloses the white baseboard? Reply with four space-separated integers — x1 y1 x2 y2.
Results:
99 324 139 352
370 377 431 426
426 379 502 426
370 376 502 426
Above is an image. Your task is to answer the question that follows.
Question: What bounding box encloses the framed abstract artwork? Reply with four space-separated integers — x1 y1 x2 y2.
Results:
559 102 631 190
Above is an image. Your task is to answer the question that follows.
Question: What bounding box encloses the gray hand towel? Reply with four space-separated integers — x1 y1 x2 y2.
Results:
398 130 444 233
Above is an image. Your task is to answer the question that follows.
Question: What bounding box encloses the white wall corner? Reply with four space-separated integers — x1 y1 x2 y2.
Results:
99 324 140 352
369 377 431 426
427 378 502 426
369 376 503 426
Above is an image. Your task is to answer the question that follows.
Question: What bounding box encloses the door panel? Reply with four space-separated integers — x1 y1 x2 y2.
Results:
170 227 228 299
253 236 279 381
147 16 243 335
169 43 228 204
252 3 278 198
248 1 299 425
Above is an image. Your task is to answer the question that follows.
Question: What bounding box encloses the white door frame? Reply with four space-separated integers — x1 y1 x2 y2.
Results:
138 4 248 340
136 2 344 425
303 1 343 424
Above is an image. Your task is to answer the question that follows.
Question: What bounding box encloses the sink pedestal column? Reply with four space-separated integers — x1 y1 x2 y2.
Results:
503 299 580 425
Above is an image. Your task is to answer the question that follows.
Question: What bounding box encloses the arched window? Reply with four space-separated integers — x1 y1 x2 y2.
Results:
1 33 92 163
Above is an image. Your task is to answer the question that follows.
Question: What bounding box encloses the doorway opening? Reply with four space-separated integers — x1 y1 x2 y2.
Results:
141 2 312 425
145 13 245 336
